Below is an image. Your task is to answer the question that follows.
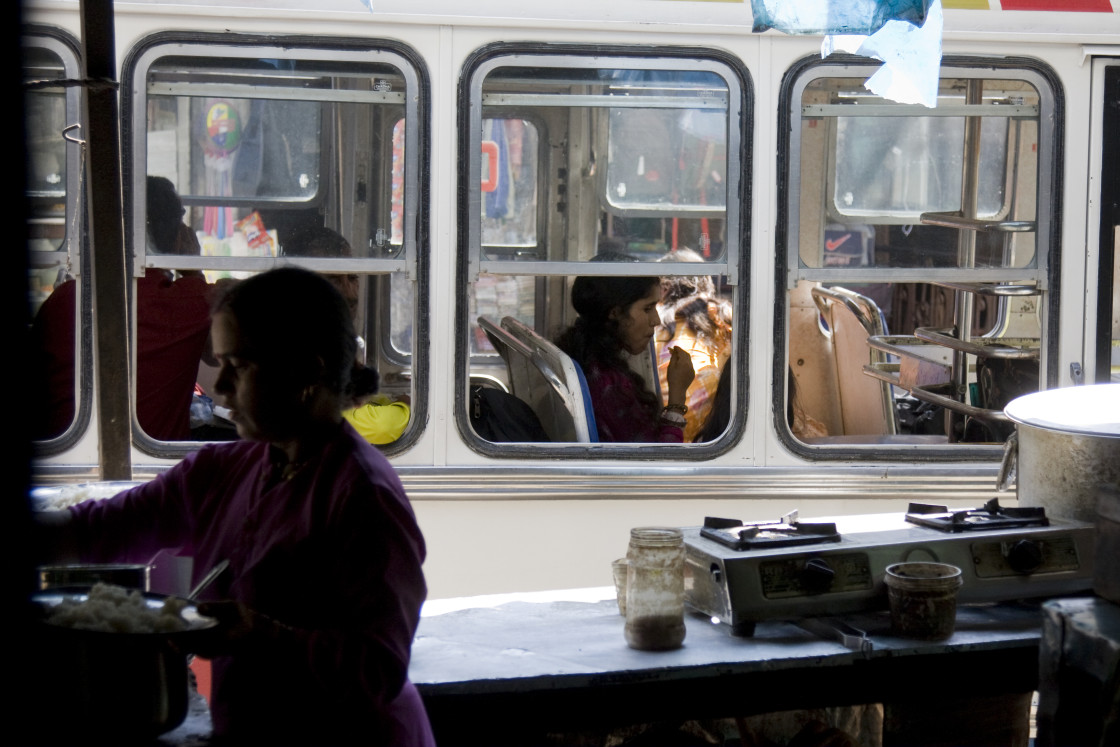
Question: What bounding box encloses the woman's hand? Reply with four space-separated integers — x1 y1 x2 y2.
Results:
665 346 696 406
192 600 293 658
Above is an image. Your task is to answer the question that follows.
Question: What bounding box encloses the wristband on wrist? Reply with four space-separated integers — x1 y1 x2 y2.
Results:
664 403 688 415
659 408 686 426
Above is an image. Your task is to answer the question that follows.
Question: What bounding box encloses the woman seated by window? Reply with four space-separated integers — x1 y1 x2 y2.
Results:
556 253 695 442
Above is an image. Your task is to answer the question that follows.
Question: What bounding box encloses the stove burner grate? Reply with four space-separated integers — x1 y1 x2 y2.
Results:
699 515 841 551
905 498 1050 533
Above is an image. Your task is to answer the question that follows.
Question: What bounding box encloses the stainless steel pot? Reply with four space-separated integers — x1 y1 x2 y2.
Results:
1001 384 1120 523
31 589 216 743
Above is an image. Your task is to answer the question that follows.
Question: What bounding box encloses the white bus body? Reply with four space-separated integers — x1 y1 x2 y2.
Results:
23 0 1120 597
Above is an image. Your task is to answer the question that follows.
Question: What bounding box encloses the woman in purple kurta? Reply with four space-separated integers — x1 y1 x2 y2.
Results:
53 268 434 747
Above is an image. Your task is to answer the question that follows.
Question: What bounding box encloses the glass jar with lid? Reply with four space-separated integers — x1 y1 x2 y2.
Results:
624 527 686 650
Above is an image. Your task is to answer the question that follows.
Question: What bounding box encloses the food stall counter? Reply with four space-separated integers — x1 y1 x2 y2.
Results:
411 587 1044 746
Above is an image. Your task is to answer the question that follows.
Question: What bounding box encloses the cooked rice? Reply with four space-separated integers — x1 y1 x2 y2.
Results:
32 484 127 512
45 582 191 633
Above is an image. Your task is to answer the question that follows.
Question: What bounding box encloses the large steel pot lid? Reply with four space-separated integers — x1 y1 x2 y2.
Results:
1004 383 1120 437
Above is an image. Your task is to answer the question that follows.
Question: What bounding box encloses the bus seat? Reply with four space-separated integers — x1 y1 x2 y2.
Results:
498 315 598 443
470 373 509 394
810 286 898 436
569 358 600 443
789 280 842 433
476 318 552 441
477 316 598 442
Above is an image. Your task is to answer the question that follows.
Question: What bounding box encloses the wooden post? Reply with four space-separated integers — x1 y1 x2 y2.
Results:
80 0 132 480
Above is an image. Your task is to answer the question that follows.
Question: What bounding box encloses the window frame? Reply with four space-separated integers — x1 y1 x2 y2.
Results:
775 54 1064 462
456 43 752 459
122 32 430 456
27 26 90 455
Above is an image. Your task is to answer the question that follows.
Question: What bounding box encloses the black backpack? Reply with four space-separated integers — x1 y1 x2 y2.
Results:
469 386 550 442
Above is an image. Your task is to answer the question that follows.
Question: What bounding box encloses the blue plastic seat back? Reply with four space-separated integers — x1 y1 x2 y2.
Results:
570 358 600 443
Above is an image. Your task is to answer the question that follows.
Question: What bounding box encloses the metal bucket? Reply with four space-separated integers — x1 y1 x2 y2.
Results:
1001 384 1120 523
1095 484 1120 604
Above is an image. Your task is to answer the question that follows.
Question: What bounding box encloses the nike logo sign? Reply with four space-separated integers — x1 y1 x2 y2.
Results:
825 234 851 251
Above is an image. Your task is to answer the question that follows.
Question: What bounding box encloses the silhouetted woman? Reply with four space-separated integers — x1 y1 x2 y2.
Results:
38 267 434 746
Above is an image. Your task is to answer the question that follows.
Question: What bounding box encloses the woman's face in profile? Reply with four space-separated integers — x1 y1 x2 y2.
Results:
211 312 304 443
611 283 662 355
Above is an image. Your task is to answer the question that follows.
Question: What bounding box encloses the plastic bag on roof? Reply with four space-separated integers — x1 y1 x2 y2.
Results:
750 0 931 35
821 0 943 108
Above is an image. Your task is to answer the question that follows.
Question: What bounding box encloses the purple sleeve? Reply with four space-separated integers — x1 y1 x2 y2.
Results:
68 454 202 564
588 366 683 443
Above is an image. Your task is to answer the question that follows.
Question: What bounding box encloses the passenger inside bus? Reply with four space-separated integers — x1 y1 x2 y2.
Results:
36 267 435 747
655 249 733 442
32 176 213 441
555 253 695 442
282 224 411 445
345 367 412 446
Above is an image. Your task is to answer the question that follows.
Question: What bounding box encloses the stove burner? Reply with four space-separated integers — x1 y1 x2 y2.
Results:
700 515 841 550
905 498 1049 532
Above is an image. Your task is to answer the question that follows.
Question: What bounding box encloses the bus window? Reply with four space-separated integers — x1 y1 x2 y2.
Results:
460 49 748 452
27 29 85 447
124 37 425 450
783 61 1056 453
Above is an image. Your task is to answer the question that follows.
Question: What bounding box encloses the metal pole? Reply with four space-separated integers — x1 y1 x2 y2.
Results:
80 0 132 479
949 80 983 442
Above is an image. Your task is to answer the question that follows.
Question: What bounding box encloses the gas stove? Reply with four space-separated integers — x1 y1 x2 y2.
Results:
683 501 1096 636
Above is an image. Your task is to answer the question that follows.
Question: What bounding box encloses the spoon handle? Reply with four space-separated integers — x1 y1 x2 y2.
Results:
188 559 230 601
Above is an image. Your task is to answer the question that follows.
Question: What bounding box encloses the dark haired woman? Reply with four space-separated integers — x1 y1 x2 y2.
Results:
556 261 695 442
37 267 434 746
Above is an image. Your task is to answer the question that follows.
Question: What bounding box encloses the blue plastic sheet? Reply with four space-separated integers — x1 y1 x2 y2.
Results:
751 0 931 35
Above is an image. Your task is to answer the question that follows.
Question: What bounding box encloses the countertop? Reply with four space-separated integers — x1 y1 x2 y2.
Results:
155 587 1050 746
411 587 1047 744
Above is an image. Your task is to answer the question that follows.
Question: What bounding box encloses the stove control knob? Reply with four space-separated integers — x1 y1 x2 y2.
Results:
801 558 835 592
1005 539 1044 573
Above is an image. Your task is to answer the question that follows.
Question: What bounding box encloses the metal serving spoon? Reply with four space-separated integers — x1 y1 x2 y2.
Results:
187 559 230 602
